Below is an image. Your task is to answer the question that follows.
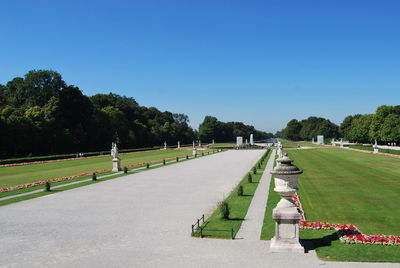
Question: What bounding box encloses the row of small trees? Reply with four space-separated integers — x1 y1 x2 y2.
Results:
278 105 400 143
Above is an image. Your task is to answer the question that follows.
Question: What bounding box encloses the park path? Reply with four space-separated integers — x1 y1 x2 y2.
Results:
0 149 397 268
235 149 276 240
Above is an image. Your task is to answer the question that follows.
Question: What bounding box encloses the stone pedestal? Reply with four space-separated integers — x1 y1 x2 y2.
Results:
270 154 304 253
112 157 121 172
271 207 303 253
373 147 379 154
192 148 197 156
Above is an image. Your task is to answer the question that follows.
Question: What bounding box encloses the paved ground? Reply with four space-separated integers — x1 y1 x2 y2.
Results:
0 150 398 268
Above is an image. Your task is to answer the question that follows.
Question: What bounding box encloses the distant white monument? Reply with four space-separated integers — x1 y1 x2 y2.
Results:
245 139 248 145
340 138 344 148
236 136 243 148
250 134 254 145
317 135 324 145
199 140 201 147
164 141 167 150
212 139 215 144
177 141 180 149
373 139 379 154
331 138 335 146
312 138 315 144
193 140 195 148
111 142 121 172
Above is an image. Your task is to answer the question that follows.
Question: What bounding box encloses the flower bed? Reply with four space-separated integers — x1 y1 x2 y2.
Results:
293 193 400 246
0 169 109 193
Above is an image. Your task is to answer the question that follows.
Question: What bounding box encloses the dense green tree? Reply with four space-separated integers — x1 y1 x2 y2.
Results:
281 119 302 141
198 116 273 143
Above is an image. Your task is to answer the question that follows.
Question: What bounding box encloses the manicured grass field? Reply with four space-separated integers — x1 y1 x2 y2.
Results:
266 148 400 262
193 150 271 239
279 139 320 148
207 143 236 148
0 149 193 188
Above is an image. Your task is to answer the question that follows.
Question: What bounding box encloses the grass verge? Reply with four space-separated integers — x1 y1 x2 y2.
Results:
192 150 271 239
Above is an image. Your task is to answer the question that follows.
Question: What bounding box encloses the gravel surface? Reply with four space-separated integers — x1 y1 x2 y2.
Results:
0 150 397 268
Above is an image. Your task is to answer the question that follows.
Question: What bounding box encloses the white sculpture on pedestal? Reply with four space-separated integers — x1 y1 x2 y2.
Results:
270 154 304 253
192 147 197 156
178 141 180 149
111 142 121 172
331 138 335 146
212 139 215 144
277 141 283 158
164 141 167 150
373 139 379 154
250 134 254 145
340 138 344 148
193 140 195 148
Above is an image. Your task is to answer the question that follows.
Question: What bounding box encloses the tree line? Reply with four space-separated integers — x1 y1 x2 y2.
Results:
277 105 400 143
199 116 274 143
0 70 270 158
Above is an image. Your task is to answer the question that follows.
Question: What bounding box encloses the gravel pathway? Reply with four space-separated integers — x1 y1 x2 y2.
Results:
0 149 397 268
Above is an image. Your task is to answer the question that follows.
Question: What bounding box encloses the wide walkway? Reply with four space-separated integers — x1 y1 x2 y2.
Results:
0 150 397 267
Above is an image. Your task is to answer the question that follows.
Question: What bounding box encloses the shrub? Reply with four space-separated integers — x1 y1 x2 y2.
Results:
253 167 257 174
218 201 230 220
45 182 51 191
176 157 179 162
186 155 189 159
247 173 252 183
202 153 204 156
92 173 97 181
123 166 128 173
146 163 150 168
163 159 166 165
237 185 243 196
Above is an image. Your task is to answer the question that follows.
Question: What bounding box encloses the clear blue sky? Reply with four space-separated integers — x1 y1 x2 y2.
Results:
1 0 399 133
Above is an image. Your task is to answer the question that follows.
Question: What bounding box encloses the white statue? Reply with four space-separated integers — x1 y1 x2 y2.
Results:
111 142 119 159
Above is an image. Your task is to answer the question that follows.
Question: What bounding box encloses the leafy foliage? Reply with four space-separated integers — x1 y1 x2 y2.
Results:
198 116 274 143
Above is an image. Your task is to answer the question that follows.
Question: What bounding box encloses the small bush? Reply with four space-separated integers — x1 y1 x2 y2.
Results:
218 201 230 220
92 173 97 181
247 173 252 183
45 182 51 191
123 166 128 173
146 163 150 168
176 157 179 162
186 155 189 159
237 185 243 196
257 162 261 169
253 167 257 174
202 153 204 156
163 159 166 165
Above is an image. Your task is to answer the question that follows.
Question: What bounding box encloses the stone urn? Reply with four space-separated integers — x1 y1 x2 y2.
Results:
270 154 304 253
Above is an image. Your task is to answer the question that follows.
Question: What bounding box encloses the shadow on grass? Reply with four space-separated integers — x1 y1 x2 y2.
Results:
301 232 339 253
242 194 253 197
227 217 245 221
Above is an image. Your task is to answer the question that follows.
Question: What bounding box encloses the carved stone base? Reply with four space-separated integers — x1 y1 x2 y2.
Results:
270 207 304 253
373 148 379 154
112 158 121 172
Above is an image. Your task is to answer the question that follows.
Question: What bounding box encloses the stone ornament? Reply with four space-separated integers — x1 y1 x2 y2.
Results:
270 153 304 253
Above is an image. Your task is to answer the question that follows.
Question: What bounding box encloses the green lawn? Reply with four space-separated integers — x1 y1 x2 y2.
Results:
193 150 270 239
279 139 320 148
270 148 400 262
207 143 236 148
0 149 194 188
